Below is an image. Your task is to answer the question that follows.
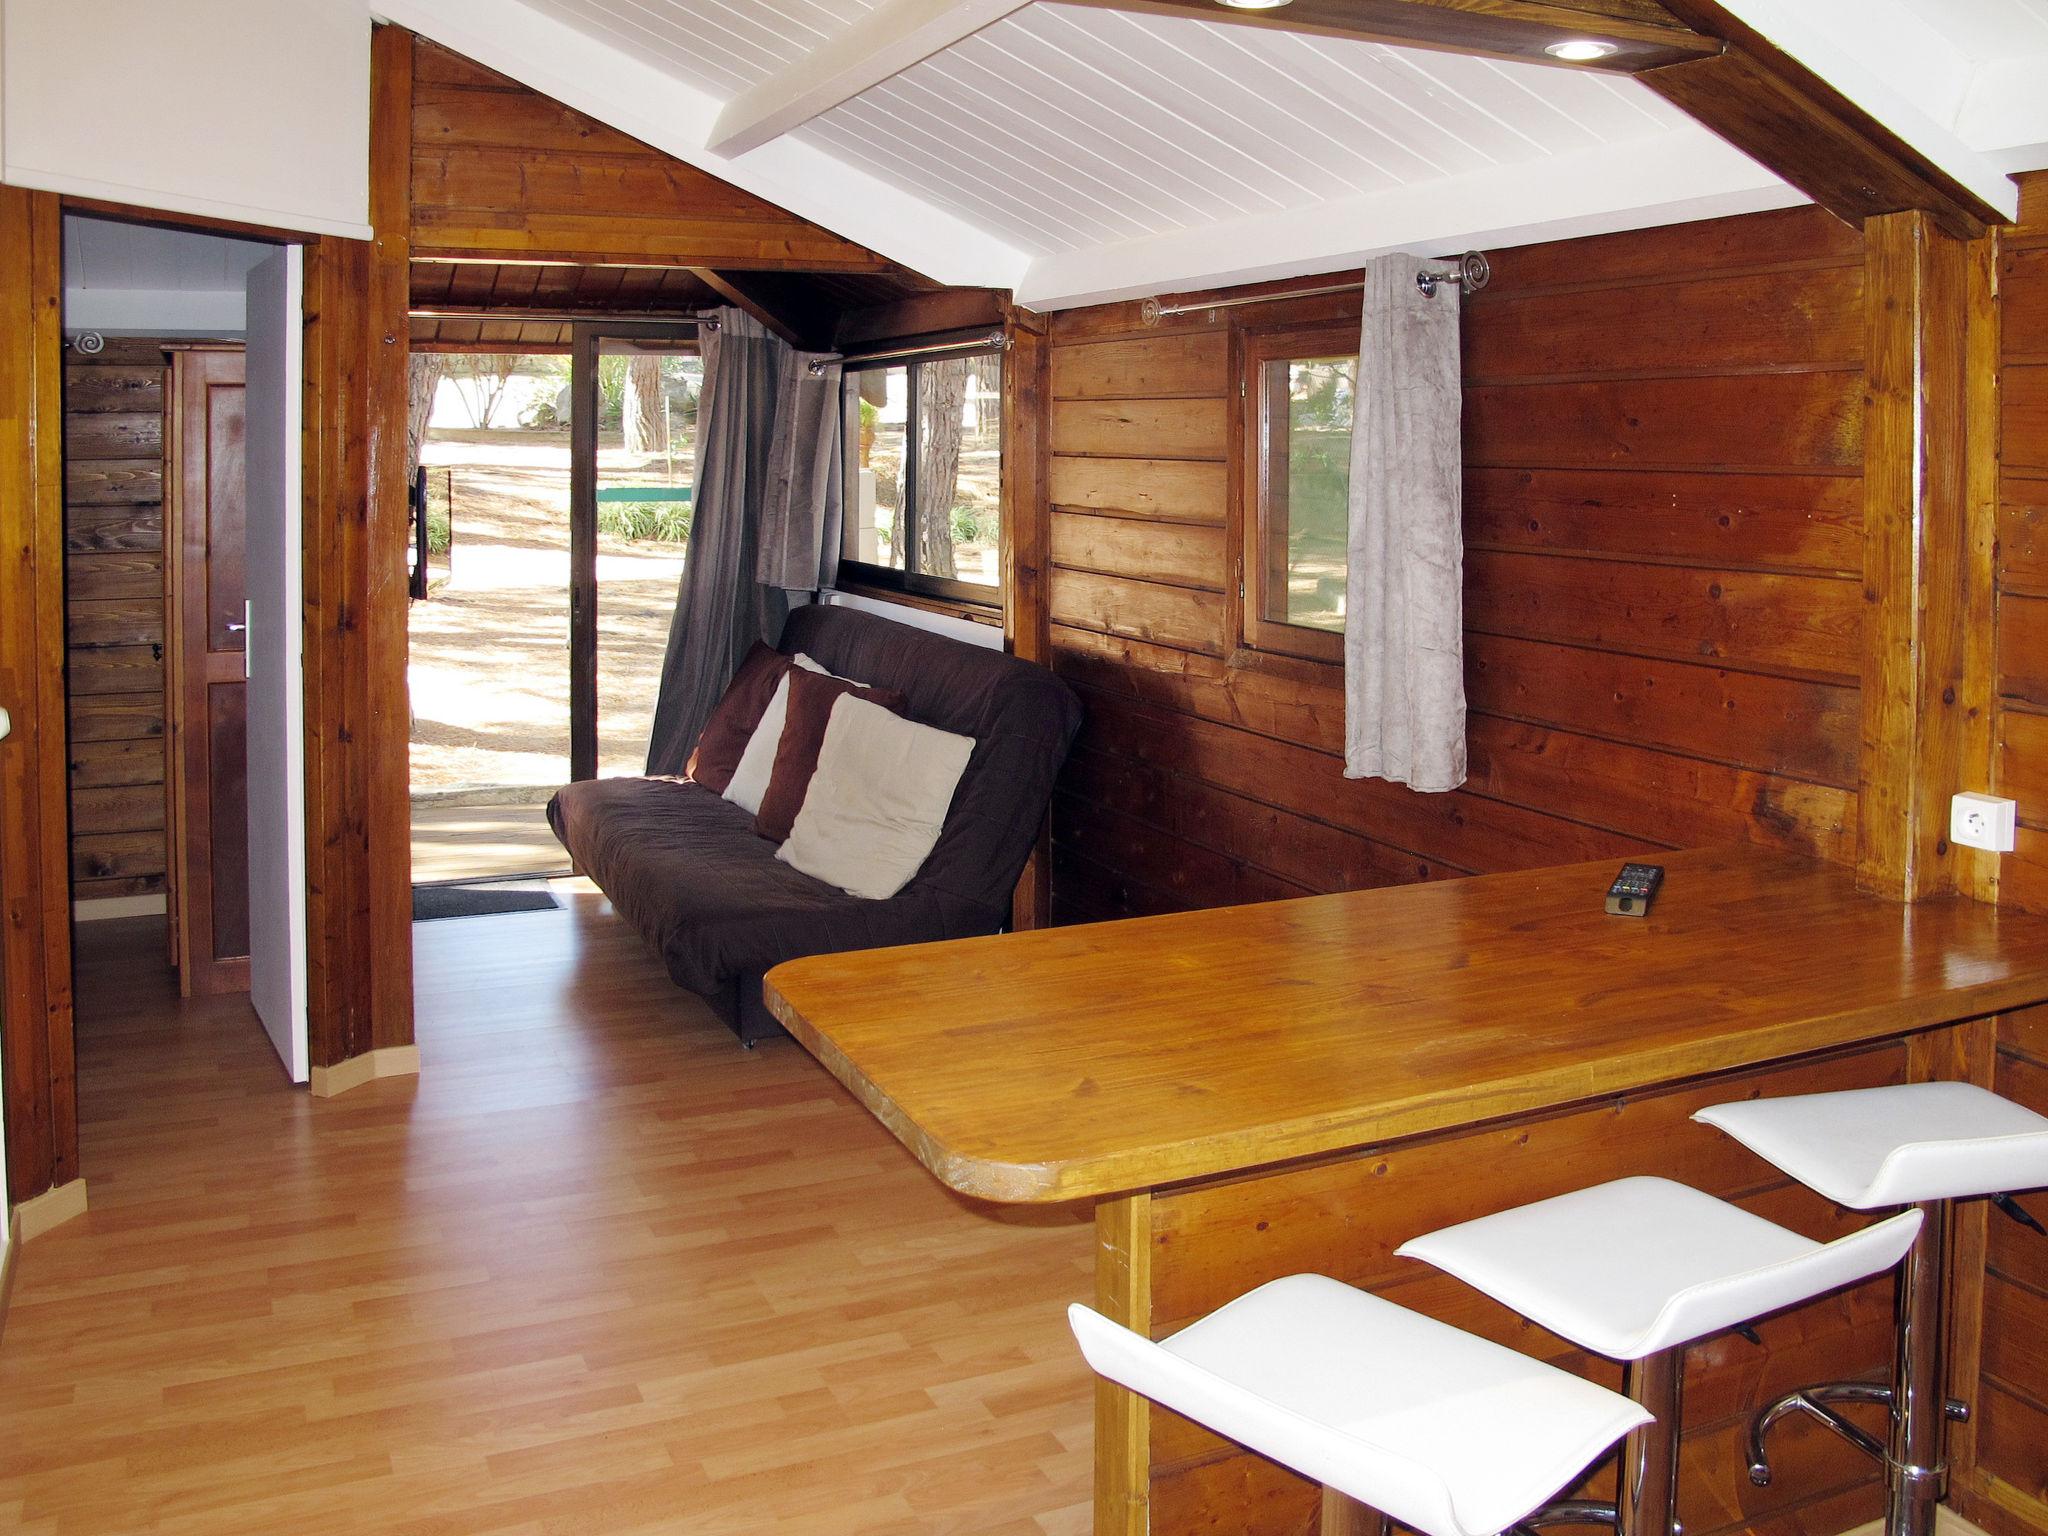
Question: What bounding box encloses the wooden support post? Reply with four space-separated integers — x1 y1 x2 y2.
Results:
1858 210 1996 902
1003 312 1054 931
0 186 79 1207
300 24 417 1075
1094 1192 1151 1536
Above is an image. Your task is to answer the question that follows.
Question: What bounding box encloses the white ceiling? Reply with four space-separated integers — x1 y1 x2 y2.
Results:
63 214 274 334
377 0 2048 310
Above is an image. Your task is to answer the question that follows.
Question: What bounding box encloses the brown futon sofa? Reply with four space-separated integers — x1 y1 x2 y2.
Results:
547 603 1083 1044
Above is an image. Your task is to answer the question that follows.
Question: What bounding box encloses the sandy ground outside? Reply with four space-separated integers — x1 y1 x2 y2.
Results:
408 427 687 799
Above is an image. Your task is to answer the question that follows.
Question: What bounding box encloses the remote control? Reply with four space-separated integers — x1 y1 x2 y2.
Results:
1604 862 1664 917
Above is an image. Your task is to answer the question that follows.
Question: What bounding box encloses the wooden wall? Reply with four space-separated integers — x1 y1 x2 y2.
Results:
63 339 170 905
1969 169 2048 1534
1044 205 1865 923
2000 173 2048 917
408 39 890 272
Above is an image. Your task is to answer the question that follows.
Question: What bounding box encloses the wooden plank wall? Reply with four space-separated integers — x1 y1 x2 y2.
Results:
63 339 171 904
1969 169 2048 1534
1044 205 1866 923
2000 173 2048 917
407 39 889 272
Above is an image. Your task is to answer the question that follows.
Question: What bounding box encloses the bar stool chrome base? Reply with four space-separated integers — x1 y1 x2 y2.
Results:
1746 1382 1969 1486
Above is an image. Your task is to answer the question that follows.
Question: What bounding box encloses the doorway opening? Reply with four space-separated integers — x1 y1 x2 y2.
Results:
406 331 702 892
59 209 311 1096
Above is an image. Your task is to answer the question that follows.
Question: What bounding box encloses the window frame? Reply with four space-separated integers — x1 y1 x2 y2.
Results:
1236 321 1359 667
838 345 1005 612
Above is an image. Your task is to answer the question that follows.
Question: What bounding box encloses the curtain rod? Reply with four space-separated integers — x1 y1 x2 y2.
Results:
808 328 1009 376
407 308 721 329
1139 251 1491 326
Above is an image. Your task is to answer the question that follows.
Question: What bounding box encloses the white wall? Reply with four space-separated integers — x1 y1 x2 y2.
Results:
1 0 373 239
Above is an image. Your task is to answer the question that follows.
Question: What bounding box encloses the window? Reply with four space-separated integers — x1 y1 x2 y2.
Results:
1241 325 1357 664
841 348 1003 605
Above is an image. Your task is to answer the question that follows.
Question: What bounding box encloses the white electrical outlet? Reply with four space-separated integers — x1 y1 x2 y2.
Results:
1951 792 2017 853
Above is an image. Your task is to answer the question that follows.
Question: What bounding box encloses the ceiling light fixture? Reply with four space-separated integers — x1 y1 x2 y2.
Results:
1545 38 1620 61
1215 0 1293 10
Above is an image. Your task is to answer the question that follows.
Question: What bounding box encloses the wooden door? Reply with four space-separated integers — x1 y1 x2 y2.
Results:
165 347 250 996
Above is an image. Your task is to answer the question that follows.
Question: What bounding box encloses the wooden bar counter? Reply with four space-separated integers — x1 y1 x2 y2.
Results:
765 846 2048 1536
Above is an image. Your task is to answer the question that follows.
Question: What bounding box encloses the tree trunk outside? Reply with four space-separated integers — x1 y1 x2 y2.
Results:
625 354 669 457
406 352 445 468
915 359 967 579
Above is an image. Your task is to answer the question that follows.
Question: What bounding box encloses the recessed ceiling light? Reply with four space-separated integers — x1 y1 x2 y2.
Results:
1215 0 1293 10
1545 38 1620 61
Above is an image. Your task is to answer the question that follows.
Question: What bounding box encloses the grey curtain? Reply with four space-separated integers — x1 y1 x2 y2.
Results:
1343 253 1468 793
645 310 784 774
756 354 847 598
645 313 852 775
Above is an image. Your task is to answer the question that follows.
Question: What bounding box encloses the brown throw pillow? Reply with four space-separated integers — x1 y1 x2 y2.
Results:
687 642 791 794
755 668 908 842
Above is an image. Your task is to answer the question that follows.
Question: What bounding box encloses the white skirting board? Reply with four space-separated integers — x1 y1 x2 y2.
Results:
74 894 169 922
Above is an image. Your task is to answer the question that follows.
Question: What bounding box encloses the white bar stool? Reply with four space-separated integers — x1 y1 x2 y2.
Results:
1397 1176 1922 1536
1068 1274 1650 1536
1694 1081 2048 1536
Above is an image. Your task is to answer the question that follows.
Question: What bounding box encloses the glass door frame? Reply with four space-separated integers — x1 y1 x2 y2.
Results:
567 320 705 781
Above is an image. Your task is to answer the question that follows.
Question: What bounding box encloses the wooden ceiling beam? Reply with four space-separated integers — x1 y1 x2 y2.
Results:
1642 1 2008 239
689 269 838 351
1087 0 2008 239
1068 0 1718 71
706 0 1033 157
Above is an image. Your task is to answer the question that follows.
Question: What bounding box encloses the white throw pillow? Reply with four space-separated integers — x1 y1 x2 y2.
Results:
777 696 974 900
723 652 829 815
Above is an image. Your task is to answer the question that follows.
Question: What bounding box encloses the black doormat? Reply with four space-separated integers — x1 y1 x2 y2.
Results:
412 883 561 922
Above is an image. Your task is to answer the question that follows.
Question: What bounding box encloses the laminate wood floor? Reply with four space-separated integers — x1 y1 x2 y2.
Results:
0 890 1094 1535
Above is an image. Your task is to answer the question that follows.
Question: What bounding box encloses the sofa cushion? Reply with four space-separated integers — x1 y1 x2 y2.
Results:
687 641 789 794
754 669 907 843
777 697 973 898
723 653 829 815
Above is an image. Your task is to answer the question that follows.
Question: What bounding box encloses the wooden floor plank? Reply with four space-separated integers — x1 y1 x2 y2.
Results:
0 894 1093 1535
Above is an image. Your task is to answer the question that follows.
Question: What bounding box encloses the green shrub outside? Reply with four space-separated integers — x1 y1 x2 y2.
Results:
597 499 693 543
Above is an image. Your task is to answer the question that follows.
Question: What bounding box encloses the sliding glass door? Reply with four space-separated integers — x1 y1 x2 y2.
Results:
568 324 703 781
